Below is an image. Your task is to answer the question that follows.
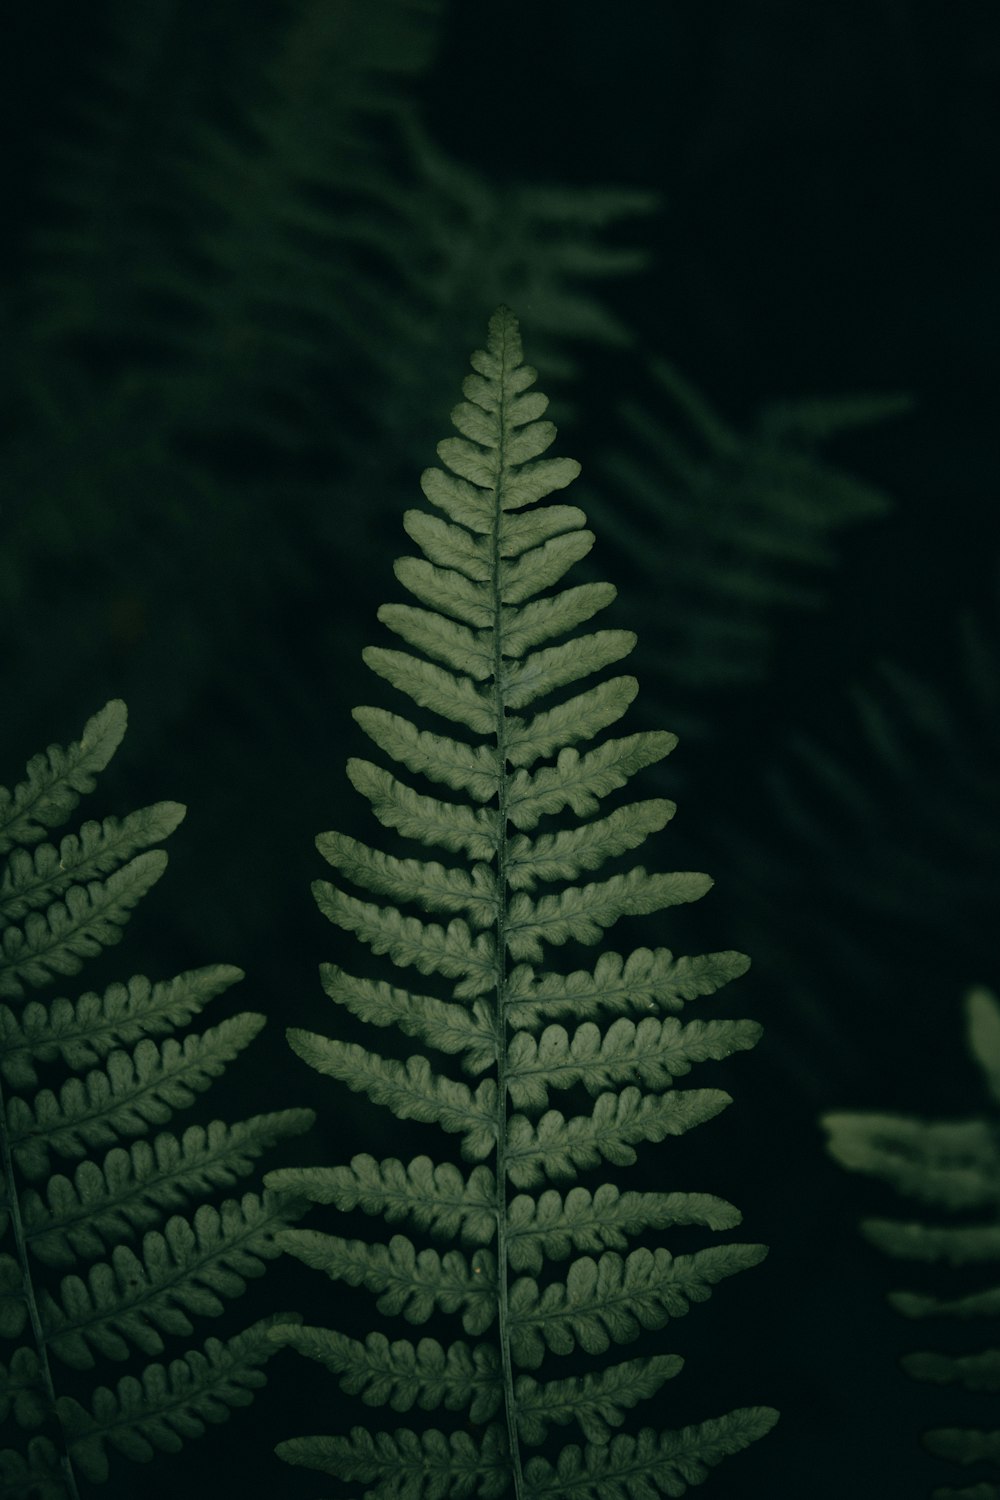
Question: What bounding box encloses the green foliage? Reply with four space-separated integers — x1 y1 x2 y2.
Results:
824 986 1000 1497
771 575 999 959
583 358 908 732
268 309 777 1497
0 703 313 1495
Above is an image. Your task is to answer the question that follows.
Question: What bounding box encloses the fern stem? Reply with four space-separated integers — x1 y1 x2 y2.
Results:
0 1071 83 1500
491 320 526 1500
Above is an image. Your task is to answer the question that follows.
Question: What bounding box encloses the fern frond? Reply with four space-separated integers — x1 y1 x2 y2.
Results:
285 1033 498 1160
0 852 168 999
754 580 1000 1011
268 1325 502 1420
505 948 750 1028
504 677 639 767
522 1409 781 1498
506 1017 762 1110
506 1186 741 1275
266 1155 497 1244
507 1245 767 1368
7 1014 267 1180
39 1191 304 1369
275 1232 495 1332
506 801 673 890
0 703 125 857
0 703 313 1489
585 355 906 719
276 1422 509 1498
354 708 501 802
314 885 495 996
504 1088 733 1191
273 310 773 1492
56 1313 296 1483
0 1436 63 1499
22 1112 313 1267
0 1347 47 1427
514 1355 683 1445
825 984 1000 1491
504 870 713 962
347 759 500 860
0 965 243 1091
0 804 184 924
317 832 498 924
824 1111 1000 1212
506 734 676 829
318 966 497 1071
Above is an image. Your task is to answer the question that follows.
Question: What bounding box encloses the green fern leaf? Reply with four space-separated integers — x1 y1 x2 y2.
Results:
353 707 502 802
0 702 125 856
0 965 243 1090
824 985 1000 1492
318 966 496 1070
363 648 496 734
268 1325 502 1420
266 1155 497 1244
21 1111 313 1267
0 703 314 1490
276 1422 510 1499
40 1191 305 1369
272 309 773 1492
317 832 498 924
505 677 638 767
0 1436 63 1499
861 1220 1000 1265
56 1313 294 1483
346 759 500 860
275 1232 495 1332
514 1355 683 1445
506 733 676 829
506 948 749 1028
506 801 673 890
0 1256 27 1338
377 605 495 680
0 853 168 999
824 1112 1000 1212
506 1186 741 1275
968 985 1000 1106
497 582 617 658
505 1088 732 1189
507 1245 767 1368
285 1032 498 1159
903 1349 1000 1393
313 884 495 995
522 1409 780 1498
0 1347 47 1428
505 871 713 963
8 1015 267 1180
0 803 184 924
506 1017 761 1110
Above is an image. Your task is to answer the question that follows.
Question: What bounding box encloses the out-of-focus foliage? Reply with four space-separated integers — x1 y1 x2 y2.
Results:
825 987 1000 1498
723 568 1000 1099
582 360 909 735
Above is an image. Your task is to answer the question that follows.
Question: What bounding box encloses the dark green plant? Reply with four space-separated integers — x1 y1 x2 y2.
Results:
726 573 1000 1099
583 358 909 735
266 308 777 1496
824 986 1000 1498
0 701 312 1496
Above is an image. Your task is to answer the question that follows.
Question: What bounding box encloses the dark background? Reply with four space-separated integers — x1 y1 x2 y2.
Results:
2 1 999 1495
